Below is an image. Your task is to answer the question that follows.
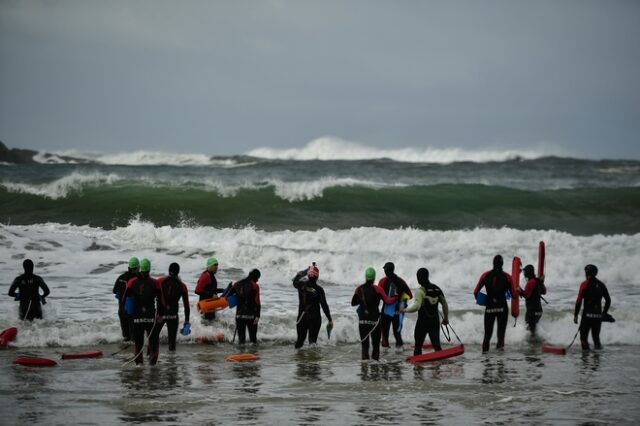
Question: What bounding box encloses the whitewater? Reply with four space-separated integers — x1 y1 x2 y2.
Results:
1 140 639 425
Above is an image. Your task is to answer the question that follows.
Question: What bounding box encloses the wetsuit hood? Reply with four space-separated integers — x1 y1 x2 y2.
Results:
417 267 430 286
523 264 535 279
169 262 180 276
493 255 504 271
249 268 261 282
383 262 395 277
23 259 34 275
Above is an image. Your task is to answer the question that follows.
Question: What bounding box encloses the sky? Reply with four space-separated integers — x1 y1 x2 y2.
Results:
1 0 639 159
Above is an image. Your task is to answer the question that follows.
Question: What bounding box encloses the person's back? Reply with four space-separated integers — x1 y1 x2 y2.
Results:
8 259 50 321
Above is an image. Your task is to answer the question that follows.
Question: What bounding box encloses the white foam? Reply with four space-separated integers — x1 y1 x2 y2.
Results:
1 171 122 199
247 137 559 163
1 222 638 347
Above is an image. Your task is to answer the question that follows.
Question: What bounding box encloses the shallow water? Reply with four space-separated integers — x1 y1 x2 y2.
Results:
1 340 639 425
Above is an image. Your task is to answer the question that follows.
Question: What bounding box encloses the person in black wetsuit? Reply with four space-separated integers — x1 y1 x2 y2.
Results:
195 257 226 321
157 262 191 352
473 255 513 352
8 259 50 321
121 258 165 365
226 269 261 344
351 267 397 360
292 263 332 348
112 256 139 341
574 264 612 350
400 268 449 356
522 264 547 335
377 262 413 349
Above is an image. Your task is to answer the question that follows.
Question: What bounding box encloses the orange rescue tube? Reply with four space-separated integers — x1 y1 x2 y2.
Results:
226 353 258 362
197 297 229 314
511 256 521 318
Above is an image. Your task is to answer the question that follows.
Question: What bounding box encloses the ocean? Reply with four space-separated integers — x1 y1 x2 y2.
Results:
1 144 639 425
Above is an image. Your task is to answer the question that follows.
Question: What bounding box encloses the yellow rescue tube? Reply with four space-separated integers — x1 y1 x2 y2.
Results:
226 353 258 362
197 297 229 313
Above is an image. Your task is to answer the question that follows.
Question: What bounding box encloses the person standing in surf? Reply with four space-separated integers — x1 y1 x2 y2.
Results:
522 264 547 335
112 257 139 341
473 255 513 352
121 258 164 365
226 269 262 344
377 262 413 349
574 264 612 350
195 257 226 321
292 263 333 348
400 267 449 355
157 262 191 352
351 267 397 360
8 259 50 321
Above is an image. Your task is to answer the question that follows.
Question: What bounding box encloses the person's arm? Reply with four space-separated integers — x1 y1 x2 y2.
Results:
473 272 488 298
403 288 423 313
439 290 449 324
181 282 190 323
375 285 397 305
319 287 332 322
120 278 134 310
292 270 307 289
155 278 167 311
112 276 121 295
8 279 19 298
602 283 611 315
254 282 261 320
351 287 360 307
195 273 214 298
574 281 587 322
398 277 413 299
38 276 50 298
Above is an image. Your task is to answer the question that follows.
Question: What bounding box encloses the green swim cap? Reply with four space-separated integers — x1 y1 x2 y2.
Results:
140 258 151 272
365 267 376 281
128 257 140 269
207 257 218 267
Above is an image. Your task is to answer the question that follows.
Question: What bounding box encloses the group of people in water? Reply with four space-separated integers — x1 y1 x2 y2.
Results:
7 254 613 365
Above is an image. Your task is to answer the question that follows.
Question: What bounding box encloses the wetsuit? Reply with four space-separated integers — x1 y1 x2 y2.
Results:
121 274 164 365
113 269 137 340
378 274 413 348
523 277 547 334
405 283 449 356
351 282 396 360
574 277 611 350
157 275 190 351
195 270 225 320
474 269 512 352
8 273 50 321
293 272 332 348
227 277 261 344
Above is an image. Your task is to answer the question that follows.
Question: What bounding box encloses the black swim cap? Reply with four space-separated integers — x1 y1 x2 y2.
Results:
523 264 535 278
23 259 34 274
416 268 429 286
584 264 598 277
249 269 261 281
493 255 503 270
383 262 395 273
169 262 180 276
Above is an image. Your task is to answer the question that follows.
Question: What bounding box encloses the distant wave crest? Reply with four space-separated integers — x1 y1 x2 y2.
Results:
246 137 558 163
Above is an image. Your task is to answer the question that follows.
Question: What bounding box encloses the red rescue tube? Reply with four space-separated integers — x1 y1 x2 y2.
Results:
511 256 521 318
61 350 103 360
13 357 57 367
0 327 18 347
542 344 566 355
538 241 545 279
406 345 464 363
196 332 225 344
227 353 258 362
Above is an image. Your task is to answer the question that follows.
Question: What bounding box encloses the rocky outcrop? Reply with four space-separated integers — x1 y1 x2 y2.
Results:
0 141 38 164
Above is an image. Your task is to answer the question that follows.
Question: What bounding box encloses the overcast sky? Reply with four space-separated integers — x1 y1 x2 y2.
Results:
1 0 639 159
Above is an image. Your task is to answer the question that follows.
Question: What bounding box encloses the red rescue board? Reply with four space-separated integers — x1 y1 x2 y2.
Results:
542 344 566 355
13 357 57 367
0 327 18 348
406 345 465 363
62 350 103 360
511 257 521 318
